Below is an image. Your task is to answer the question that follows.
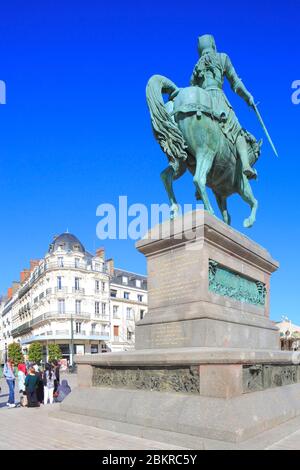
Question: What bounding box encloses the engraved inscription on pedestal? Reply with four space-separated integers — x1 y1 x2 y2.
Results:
149 322 186 348
92 366 200 394
149 250 199 306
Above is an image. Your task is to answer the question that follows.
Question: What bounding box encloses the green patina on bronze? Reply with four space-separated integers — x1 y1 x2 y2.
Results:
243 364 300 393
146 34 277 228
92 366 200 394
209 260 267 307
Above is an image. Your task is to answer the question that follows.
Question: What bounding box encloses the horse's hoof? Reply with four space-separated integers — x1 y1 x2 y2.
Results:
243 218 254 229
170 206 179 220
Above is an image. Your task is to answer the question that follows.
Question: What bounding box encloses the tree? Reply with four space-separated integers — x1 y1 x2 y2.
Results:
28 342 43 364
48 344 62 363
7 342 24 365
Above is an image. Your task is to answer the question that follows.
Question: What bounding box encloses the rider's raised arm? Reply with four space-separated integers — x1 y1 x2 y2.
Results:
223 53 254 106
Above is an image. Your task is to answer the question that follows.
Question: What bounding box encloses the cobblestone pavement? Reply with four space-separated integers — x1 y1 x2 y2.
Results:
0 376 186 450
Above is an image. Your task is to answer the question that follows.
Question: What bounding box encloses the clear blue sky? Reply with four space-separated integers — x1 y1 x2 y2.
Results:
0 0 299 322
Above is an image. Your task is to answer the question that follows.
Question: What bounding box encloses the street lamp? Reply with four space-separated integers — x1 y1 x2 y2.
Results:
70 311 74 367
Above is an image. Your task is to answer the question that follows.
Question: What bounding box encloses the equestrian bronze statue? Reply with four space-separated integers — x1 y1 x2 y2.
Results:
146 34 277 228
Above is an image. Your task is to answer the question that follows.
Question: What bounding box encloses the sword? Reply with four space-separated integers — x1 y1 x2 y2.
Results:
252 103 279 158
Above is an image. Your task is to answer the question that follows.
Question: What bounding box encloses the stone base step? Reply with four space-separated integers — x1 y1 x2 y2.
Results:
58 383 300 444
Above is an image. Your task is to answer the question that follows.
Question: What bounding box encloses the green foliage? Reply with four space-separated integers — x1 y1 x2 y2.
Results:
48 344 62 363
7 342 24 365
28 342 43 364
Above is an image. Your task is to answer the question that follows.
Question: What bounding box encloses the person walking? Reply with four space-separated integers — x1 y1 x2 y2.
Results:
3 359 16 408
43 364 55 405
25 367 39 407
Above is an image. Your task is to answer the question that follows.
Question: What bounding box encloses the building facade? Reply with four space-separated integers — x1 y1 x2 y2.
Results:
276 320 300 351
110 268 148 352
0 233 148 364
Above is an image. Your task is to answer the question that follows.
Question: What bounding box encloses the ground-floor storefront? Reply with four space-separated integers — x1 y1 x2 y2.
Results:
21 339 110 366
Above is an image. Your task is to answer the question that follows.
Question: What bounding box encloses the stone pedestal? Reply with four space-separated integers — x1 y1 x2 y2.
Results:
60 211 300 445
135 210 279 351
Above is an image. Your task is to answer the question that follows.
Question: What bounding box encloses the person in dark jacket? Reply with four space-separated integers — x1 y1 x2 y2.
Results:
52 360 60 394
36 368 44 404
25 368 40 407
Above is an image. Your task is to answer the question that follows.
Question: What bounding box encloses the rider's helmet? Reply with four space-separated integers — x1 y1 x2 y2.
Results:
198 34 217 55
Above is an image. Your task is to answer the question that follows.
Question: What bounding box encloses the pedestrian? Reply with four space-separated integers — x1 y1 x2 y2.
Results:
17 363 27 393
43 363 55 405
55 379 71 403
36 367 44 404
52 360 60 394
25 367 40 407
3 359 16 408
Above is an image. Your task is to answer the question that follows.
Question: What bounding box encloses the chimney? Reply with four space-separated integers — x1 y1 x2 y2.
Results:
30 259 40 272
96 247 105 259
20 269 30 284
12 281 20 294
106 258 114 277
7 287 13 299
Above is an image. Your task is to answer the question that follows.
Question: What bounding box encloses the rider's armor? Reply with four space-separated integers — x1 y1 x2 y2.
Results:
190 35 259 178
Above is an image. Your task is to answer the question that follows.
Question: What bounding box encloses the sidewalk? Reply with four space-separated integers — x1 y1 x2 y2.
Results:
0 377 185 450
1 376 300 450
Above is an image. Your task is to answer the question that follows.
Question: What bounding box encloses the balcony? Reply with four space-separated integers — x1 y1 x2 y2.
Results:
72 287 85 295
11 321 32 337
94 314 110 322
17 261 109 300
55 287 68 294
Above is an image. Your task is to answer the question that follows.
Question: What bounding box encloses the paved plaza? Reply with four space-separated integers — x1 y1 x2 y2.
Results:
2 375 300 450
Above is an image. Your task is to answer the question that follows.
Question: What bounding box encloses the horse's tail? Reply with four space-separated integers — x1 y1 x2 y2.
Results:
146 75 188 173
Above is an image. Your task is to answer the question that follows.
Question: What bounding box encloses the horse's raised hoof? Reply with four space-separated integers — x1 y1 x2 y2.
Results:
170 205 179 220
243 217 255 229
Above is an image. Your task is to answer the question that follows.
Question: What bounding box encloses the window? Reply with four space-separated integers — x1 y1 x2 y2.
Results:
58 257 64 267
91 344 98 354
95 301 100 315
126 307 133 320
75 300 81 314
122 276 128 285
111 289 117 298
74 258 80 268
57 276 62 290
91 323 97 334
113 305 119 318
102 303 106 316
75 277 80 291
124 292 130 300
127 329 133 341
58 299 65 314
136 279 142 288
138 294 143 302
101 282 106 292
75 322 82 334
95 280 100 292
140 310 145 320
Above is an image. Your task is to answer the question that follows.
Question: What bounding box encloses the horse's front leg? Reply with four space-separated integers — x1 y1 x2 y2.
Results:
238 175 258 228
193 150 215 215
160 163 186 219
